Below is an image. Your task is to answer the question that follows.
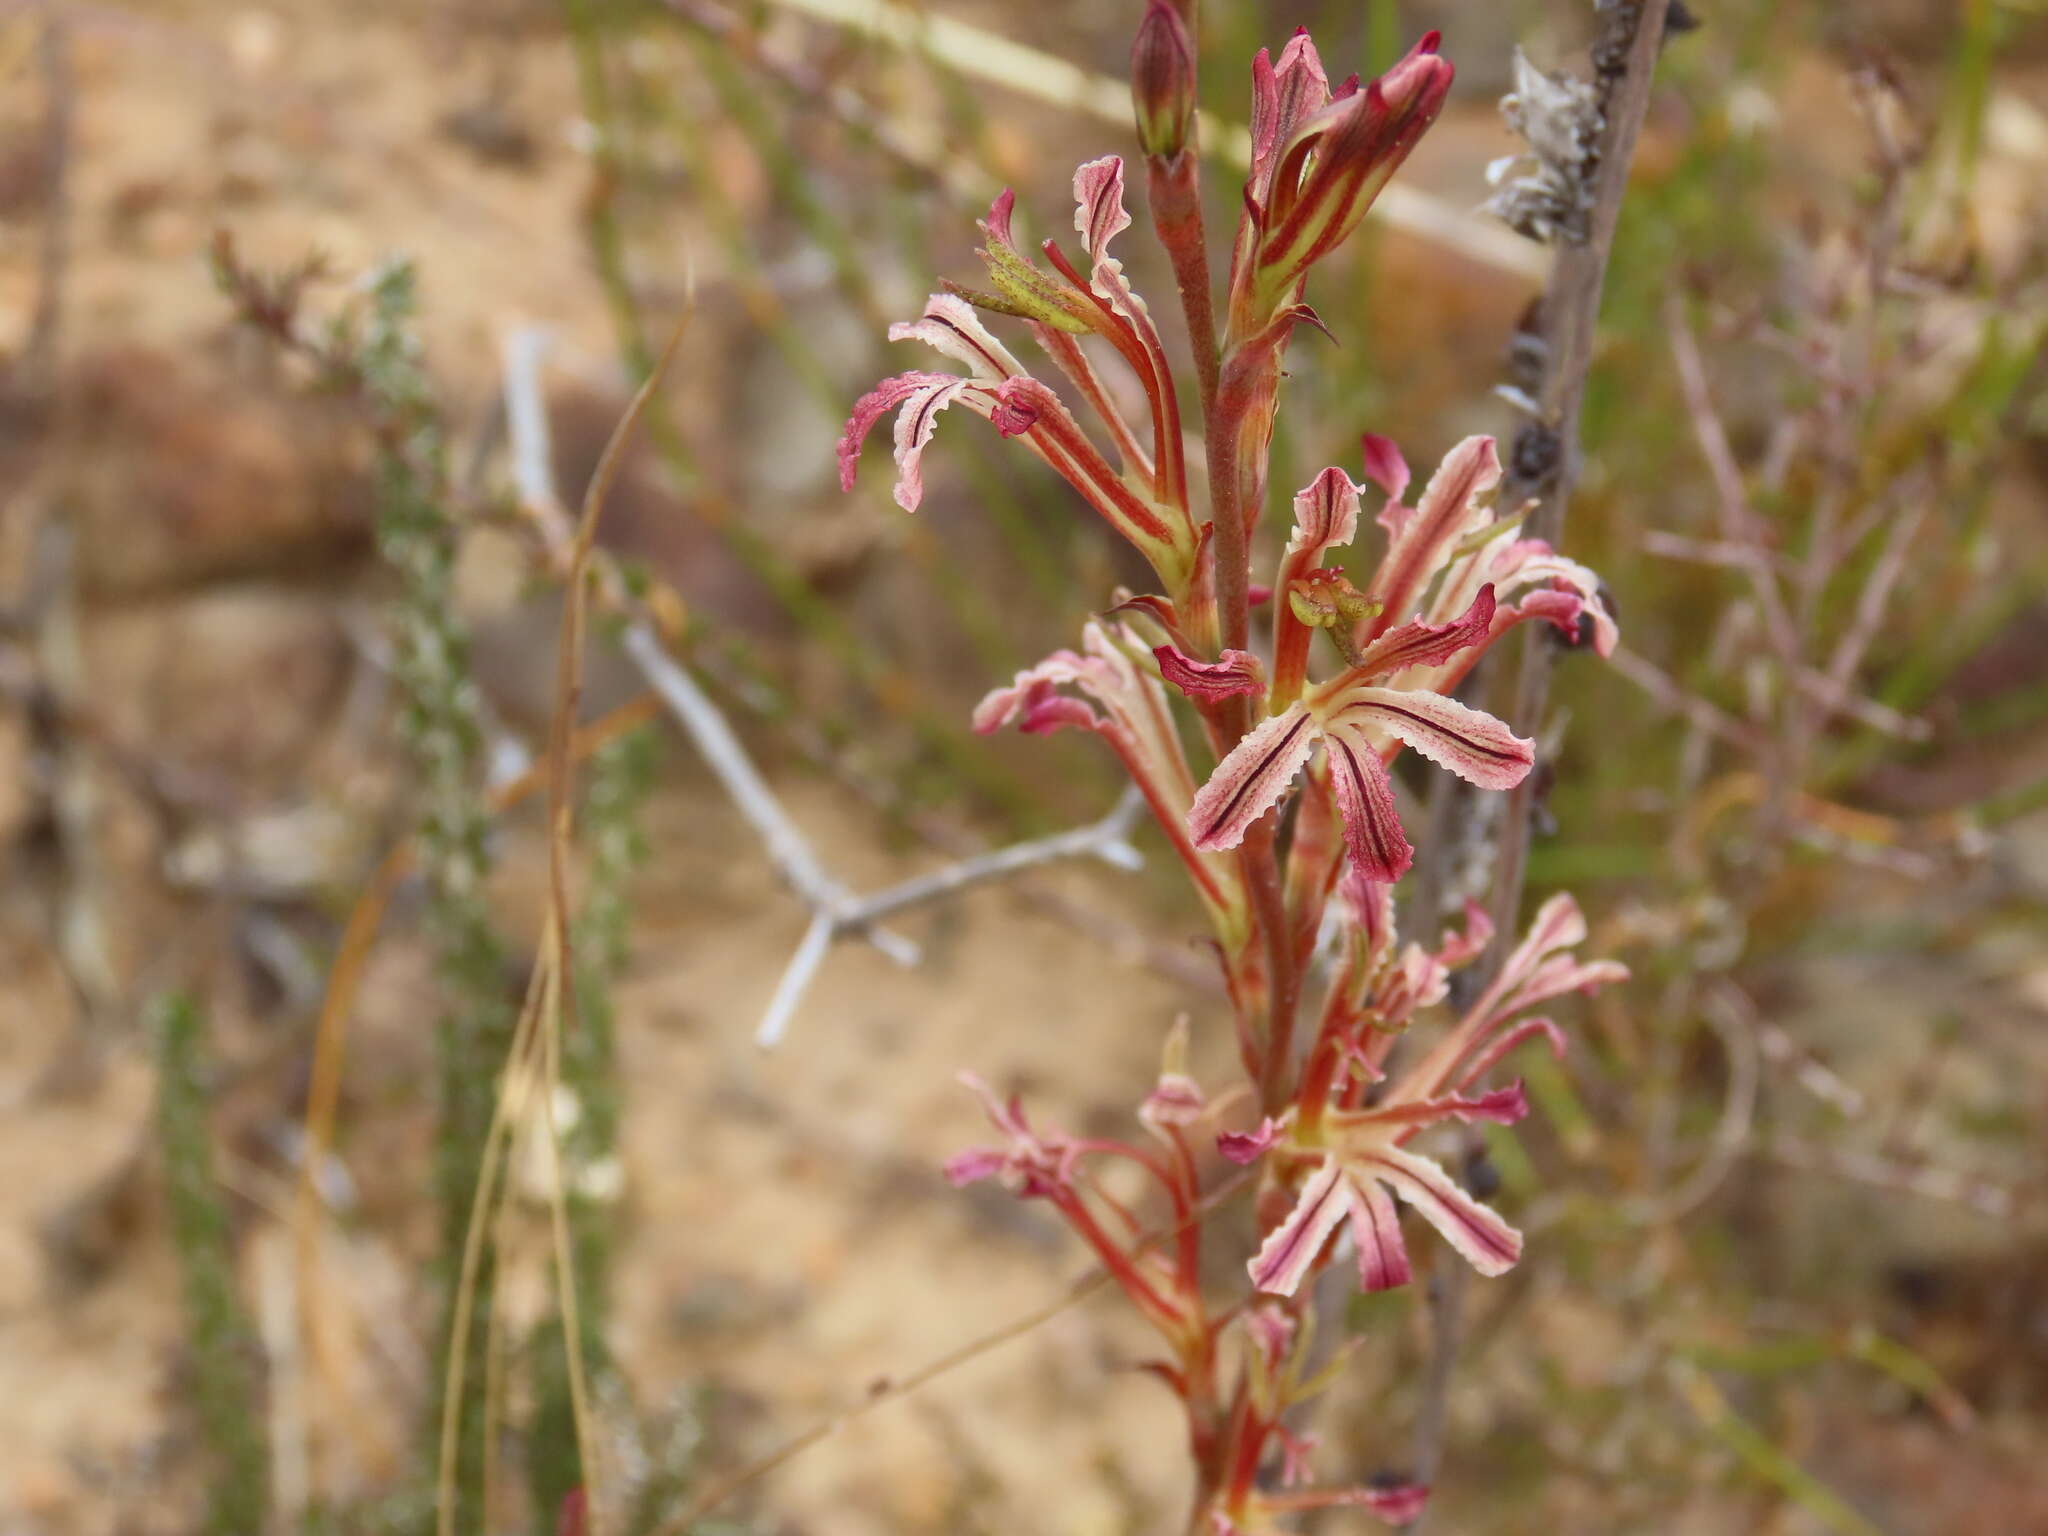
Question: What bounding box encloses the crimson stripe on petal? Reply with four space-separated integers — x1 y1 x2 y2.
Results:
1155 645 1262 703
887 294 1023 382
1247 1158 1348 1296
1188 705 1316 851
1365 435 1501 632
1359 1146 1522 1277
1072 155 1132 259
837 371 957 494
1335 686 1532 791
888 375 976 512
1324 724 1412 882
1347 1174 1412 1293
1346 585 1497 681
1286 465 1362 558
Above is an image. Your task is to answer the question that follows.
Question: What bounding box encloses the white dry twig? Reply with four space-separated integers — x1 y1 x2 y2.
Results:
500 328 1147 1045
1765 1135 2014 1221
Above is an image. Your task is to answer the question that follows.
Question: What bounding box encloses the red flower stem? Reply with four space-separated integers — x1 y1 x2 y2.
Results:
1221 1381 1270 1509
1165 1126 1203 1287
1257 901 1306 1112
1148 151 1220 426
1294 976 1359 1127
1240 821 1295 1102
1052 1188 1181 1332
1206 349 1256 664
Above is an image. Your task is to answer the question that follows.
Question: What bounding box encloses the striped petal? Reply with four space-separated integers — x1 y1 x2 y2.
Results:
1365 435 1501 632
838 370 962 502
1451 1017 1567 1093
1346 584 1497 681
1326 687 1532 791
1346 1174 1412 1292
1285 465 1363 560
885 375 976 512
1188 704 1317 851
1322 721 1412 882
1155 645 1264 704
1248 1158 1348 1295
887 293 1025 382
1073 155 1134 260
1340 1080 1530 1135
1358 1145 1522 1277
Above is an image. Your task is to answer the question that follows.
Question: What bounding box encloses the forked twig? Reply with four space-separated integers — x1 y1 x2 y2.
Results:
500 329 1147 1046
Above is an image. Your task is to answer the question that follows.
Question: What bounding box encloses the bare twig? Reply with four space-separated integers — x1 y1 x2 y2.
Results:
1414 0 1678 1504
1486 0 1677 934
1763 1137 2013 1221
1609 645 1766 751
501 329 1150 1046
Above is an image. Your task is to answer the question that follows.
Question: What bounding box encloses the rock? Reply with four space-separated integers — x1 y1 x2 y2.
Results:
58 346 374 598
80 584 349 793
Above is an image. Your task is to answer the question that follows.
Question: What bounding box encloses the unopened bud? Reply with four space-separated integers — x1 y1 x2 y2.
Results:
1252 34 1453 313
1131 1 1197 160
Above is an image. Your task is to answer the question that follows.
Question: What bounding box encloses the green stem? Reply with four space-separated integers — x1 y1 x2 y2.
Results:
155 994 269 1536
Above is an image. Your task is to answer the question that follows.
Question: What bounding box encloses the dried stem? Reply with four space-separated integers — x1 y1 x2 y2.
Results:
1487 0 1676 938
650 1168 1255 1534
1413 0 1677 1504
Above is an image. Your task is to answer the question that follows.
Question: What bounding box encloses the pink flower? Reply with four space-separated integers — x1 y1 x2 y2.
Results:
1187 584 1529 883
1229 30 1455 335
1246 894 1627 1297
943 1071 1078 1199
840 161 1199 592
978 620 1247 930
1360 435 1617 691
1246 1085 1530 1296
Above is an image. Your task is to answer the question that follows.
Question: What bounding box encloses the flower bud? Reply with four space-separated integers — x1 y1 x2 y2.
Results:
1130 1 1196 160
1251 34 1454 314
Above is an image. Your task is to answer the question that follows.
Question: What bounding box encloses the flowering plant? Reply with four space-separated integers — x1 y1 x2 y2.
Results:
841 8 1624 1528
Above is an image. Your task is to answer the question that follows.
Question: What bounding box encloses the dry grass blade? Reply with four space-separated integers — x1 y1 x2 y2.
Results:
290 696 658 1504
649 1169 1254 1533
511 288 695 1535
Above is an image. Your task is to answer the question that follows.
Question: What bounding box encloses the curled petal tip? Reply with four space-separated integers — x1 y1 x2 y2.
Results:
1154 645 1264 704
1217 1116 1281 1165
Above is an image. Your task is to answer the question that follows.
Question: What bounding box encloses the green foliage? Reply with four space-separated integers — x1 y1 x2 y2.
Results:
359 261 517 1534
154 994 270 1536
528 725 658 1528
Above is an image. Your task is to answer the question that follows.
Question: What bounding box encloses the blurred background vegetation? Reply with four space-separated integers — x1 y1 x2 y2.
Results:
1 0 2045 1532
